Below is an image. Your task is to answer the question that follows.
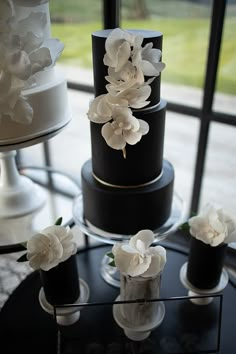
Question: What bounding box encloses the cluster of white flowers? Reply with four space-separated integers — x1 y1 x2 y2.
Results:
87 28 165 156
189 203 236 247
26 225 77 271
112 230 166 277
0 0 63 125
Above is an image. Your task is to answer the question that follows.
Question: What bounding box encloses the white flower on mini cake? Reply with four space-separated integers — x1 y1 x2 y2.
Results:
17 218 77 271
188 203 236 247
112 230 166 278
0 0 64 125
87 28 165 156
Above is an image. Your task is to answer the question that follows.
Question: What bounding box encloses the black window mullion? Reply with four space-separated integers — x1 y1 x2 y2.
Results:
103 0 120 29
190 0 227 214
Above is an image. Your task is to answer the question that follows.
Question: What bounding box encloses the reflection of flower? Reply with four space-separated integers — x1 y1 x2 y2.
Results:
17 218 77 271
0 0 64 124
102 106 149 150
87 28 165 155
112 230 166 277
189 203 236 247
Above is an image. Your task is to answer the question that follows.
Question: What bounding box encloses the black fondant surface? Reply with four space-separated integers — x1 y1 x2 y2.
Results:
92 29 163 105
91 100 166 186
187 237 228 289
40 255 80 305
81 159 174 234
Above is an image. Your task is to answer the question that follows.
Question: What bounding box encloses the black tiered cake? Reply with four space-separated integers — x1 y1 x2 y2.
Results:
81 28 174 234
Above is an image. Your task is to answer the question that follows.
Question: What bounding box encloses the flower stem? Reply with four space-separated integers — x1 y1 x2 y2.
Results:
122 147 126 159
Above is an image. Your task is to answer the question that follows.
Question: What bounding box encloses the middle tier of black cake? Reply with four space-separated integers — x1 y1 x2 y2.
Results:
81 29 175 235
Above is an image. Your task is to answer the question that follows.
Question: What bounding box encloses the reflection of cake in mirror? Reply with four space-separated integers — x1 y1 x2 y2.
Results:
0 0 70 146
81 28 175 234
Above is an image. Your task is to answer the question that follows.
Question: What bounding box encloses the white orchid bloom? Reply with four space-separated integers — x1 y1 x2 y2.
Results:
112 230 166 277
87 94 113 123
189 203 236 247
104 28 143 72
105 62 145 93
132 42 165 77
26 225 77 271
111 85 152 109
101 106 149 150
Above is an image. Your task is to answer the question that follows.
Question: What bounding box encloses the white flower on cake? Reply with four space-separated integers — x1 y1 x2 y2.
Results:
107 85 152 109
87 28 165 156
0 0 64 125
132 42 165 76
87 94 113 123
112 230 166 277
102 106 149 150
104 28 143 71
189 203 236 247
105 62 146 93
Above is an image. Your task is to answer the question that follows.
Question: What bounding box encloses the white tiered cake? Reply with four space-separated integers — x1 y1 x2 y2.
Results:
0 0 70 146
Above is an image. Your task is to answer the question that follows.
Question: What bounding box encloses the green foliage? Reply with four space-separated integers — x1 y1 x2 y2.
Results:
106 252 116 267
17 253 28 263
54 217 63 226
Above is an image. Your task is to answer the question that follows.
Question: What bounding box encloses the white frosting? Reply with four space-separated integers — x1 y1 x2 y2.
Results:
0 68 71 144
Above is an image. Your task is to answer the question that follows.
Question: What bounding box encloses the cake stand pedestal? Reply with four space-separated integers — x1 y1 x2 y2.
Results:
0 123 70 246
39 278 90 326
179 262 229 305
0 150 46 219
73 191 186 287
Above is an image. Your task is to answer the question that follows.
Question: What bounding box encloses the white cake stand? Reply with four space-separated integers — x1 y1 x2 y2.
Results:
73 191 186 287
179 262 229 305
39 277 90 326
0 122 70 246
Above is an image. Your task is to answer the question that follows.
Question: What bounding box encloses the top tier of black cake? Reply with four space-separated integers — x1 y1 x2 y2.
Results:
92 29 163 106
90 29 165 186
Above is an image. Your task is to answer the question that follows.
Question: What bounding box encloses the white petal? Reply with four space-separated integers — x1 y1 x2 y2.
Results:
21 32 44 54
87 95 112 123
140 60 161 76
16 12 46 39
138 119 149 135
116 41 131 71
112 245 136 273
102 122 126 150
6 50 32 80
29 47 52 74
43 38 64 66
11 96 33 124
128 255 152 277
123 130 142 145
129 230 154 250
